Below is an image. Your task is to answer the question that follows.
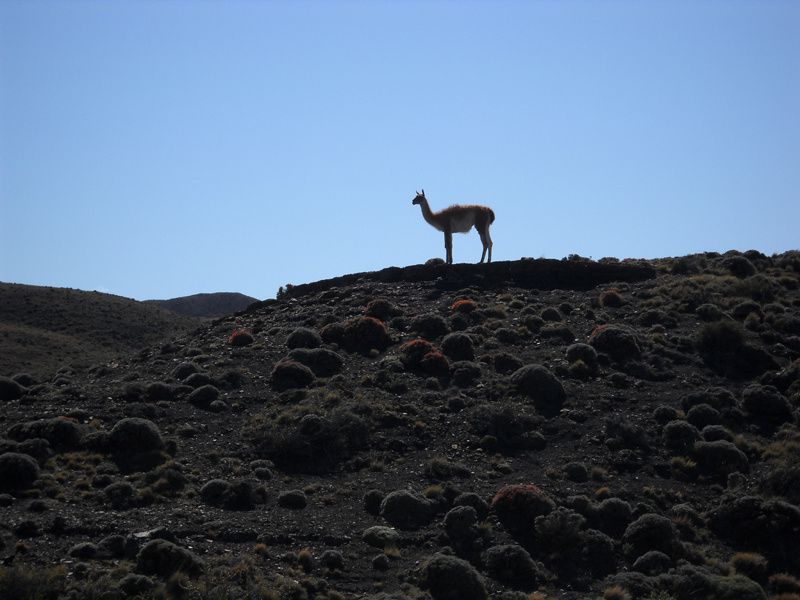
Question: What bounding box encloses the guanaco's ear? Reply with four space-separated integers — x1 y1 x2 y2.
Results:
421 188 425 196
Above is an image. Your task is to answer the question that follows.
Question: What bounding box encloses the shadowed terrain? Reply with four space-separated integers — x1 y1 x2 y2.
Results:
0 283 202 379
1 252 799 600
145 292 259 318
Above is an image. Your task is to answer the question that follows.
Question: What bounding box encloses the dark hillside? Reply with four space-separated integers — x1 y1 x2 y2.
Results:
0 283 200 379
1 252 799 600
145 292 259 318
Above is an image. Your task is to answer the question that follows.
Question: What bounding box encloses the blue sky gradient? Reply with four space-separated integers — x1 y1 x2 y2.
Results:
1 1 798 300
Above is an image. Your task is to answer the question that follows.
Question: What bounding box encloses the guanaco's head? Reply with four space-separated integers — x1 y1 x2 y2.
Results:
412 189 426 205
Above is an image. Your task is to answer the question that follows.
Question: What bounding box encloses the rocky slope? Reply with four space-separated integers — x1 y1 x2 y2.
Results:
1 251 799 600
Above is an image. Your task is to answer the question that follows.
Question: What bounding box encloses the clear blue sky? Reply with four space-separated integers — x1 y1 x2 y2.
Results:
1 1 798 301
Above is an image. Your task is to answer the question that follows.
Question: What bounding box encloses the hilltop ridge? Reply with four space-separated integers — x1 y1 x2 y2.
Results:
0 250 799 599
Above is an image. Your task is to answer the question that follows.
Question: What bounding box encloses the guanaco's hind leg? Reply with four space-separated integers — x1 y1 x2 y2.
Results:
479 223 493 263
444 229 453 264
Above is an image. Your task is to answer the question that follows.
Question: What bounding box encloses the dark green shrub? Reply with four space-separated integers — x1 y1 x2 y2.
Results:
491 483 554 539
135 539 204 578
483 544 541 590
730 552 768 583
270 359 315 391
7 417 83 451
287 347 344 377
411 313 450 339
0 565 66 600
0 452 40 491
696 320 744 356
341 316 390 353
252 409 368 473
511 364 566 417
419 553 487 600
109 417 166 473
441 332 475 361
0 377 25 401
379 489 435 530
589 324 642 362
286 327 321 349
622 513 679 560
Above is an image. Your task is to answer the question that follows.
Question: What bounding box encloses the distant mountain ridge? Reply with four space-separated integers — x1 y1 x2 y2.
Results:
0 282 201 378
144 292 259 318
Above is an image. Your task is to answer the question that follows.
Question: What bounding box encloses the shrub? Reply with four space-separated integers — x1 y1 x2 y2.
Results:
287 347 344 377
366 298 394 320
622 513 679 560
419 553 487 600
286 327 322 349
686 403 722 429
722 255 757 278
0 565 66 599
277 489 307 509
400 339 436 369
228 329 254 347
451 361 482 387
603 585 631 600
0 377 25 402
270 359 315 391
730 552 768 583
252 409 368 473
534 506 586 561
591 497 633 538
341 316 390 353
412 313 450 339
104 481 136 509
589 324 642 362
599 288 625 308
379 490 435 530
145 381 174 402
109 417 166 472
662 420 701 455
682 387 736 412
693 440 749 478
320 322 345 345
491 483 554 538
696 303 724 321
173 362 201 380
7 417 83 451
483 544 540 590
469 404 539 453
420 351 450 377
708 494 800 572
510 364 566 418
452 299 478 314
0 452 40 491
441 332 475 361
696 320 745 355
493 352 524 374
540 307 562 321
135 539 204 578
187 384 220 409
566 343 598 366
632 550 672 576
741 384 793 425
769 573 800 595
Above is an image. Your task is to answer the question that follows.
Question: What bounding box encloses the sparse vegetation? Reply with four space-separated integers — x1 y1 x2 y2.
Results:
0 254 798 598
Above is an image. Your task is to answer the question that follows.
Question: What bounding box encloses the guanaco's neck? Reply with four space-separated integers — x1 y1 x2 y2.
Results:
417 198 442 228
